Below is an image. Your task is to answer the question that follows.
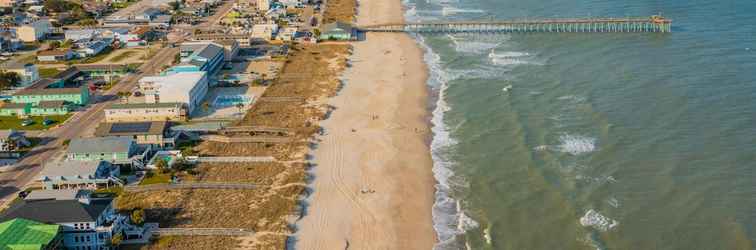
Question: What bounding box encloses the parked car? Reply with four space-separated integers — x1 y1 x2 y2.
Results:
21 119 33 126
42 118 54 126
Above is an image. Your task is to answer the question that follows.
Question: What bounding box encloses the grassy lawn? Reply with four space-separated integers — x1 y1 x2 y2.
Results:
38 68 62 78
71 47 115 64
16 54 36 64
139 171 172 185
110 51 137 63
0 114 72 130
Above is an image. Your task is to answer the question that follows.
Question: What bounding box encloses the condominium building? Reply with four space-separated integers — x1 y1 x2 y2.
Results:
104 102 186 122
138 71 208 114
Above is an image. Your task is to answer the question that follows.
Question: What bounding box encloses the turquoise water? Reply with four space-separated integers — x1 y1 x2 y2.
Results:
213 95 251 107
407 0 756 249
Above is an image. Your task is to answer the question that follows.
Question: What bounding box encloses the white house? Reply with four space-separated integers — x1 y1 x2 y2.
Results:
251 24 279 40
6 63 39 85
1 191 125 250
65 29 99 42
135 8 161 21
76 40 110 57
138 72 209 114
278 27 298 41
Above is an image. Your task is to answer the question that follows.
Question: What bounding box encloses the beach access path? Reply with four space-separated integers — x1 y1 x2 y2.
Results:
294 0 437 249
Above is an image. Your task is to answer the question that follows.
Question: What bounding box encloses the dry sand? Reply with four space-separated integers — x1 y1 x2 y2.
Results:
295 0 437 249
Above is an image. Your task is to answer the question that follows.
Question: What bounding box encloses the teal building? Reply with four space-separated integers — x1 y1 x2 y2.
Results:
66 137 137 165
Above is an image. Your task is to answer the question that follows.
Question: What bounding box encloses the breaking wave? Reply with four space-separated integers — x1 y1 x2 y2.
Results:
580 209 619 232
414 35 474 250
558 134 597 155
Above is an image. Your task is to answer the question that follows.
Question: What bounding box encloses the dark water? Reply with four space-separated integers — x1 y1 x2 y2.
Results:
408 0 756 249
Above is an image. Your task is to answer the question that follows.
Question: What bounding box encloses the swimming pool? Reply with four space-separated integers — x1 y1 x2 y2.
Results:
213 95 252 107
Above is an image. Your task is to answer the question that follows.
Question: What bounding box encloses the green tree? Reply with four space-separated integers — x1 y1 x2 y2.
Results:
60 39 73 48
130 208 145 226
168 0 181 11
110 232 123 247
0 71 21 90
48 40 61 50
76 18 98 27
155 158 168 172
43 0 72 13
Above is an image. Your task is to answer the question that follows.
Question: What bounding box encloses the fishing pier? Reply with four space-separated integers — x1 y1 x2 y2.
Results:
359 16 672 33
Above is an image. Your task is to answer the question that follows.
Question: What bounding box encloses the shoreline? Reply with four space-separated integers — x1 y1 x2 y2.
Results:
295 0 437 248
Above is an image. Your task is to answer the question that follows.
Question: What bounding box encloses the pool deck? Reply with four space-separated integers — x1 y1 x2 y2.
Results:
192 86 266 121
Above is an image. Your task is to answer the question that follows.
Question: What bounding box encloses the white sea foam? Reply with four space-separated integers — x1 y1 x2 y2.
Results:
607 197 620 208
580 209 619 232
483 224 492 245
489 49 543 66
557 134 597 155
447 34 502 54
441 6 485 16
557 95 587 103
414 35 472 250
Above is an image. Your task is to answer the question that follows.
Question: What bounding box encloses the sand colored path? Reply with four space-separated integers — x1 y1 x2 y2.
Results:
295 0 436 249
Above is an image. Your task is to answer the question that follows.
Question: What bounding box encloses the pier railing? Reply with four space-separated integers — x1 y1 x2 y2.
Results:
359 16 672 33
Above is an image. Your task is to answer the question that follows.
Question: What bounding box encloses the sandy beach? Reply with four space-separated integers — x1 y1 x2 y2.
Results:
295 0 437 249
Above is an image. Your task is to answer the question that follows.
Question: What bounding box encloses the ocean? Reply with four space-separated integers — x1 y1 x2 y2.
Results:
404 0 756 249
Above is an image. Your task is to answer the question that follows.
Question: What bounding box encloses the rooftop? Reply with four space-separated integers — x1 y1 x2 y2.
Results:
0 198 112 224
67 136 134 154
35 100 66 109
139 71 207 95
36 49 71 57
14 86 84 96
39 161 110 180
94 121 168 137
0 130 22 140
106 102 183 110
24 189 90 201
0 103 28 110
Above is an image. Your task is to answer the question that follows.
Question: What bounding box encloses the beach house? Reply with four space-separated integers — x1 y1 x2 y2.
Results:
66 137 137 165
0 130 30 158
5 62 39 86
38 160 121 190
104 102 186 122
36 49 75 62
0 192 121 250
94 121 175 148
0 218 62 250
319 22 354 41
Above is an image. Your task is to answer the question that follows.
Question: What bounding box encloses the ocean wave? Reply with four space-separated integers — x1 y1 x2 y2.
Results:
441 6 485 16
558 134 597 155
489 49 544 66
557 95 587 103
580 209 619 232
415 34 473 250
447 34 503 54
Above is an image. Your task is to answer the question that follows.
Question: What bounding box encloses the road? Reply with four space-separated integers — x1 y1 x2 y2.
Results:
0 46 179 207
